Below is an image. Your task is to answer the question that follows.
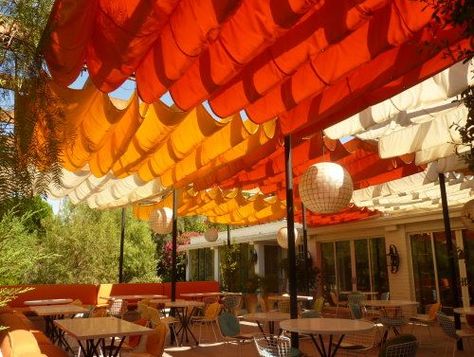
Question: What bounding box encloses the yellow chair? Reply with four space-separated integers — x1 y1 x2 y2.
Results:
122 324 167 357
410 302 441 339
147 306 178 344
191 302 222 343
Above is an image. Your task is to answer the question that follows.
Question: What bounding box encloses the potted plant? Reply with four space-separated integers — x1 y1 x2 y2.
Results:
243 274 260 313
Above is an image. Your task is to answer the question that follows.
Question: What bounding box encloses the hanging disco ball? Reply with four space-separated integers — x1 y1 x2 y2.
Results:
299 162 353 214
204 227 219 242
461 199 474 230
149 207 173 234
276 227 300 249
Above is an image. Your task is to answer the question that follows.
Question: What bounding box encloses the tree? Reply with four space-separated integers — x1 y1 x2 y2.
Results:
0 0 63 204
34 202 158 284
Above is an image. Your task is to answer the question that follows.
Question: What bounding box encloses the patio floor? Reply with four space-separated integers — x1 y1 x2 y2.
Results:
28 313 474 356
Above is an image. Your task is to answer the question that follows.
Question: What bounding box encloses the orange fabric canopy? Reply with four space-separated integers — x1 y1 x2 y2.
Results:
44 0 468 135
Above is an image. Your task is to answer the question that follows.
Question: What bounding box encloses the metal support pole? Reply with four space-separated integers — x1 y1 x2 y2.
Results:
171 189 178 302
302 203 310 295
227 225 231 246
284 135 298 348
118 207 125 283
439 173 462 350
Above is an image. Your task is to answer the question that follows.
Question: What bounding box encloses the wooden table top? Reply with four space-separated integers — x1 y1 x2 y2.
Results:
54 316 154 340
31 304 89 316
24 298 73 306
180 292 242 298
268 295 313 301
280 318 374 335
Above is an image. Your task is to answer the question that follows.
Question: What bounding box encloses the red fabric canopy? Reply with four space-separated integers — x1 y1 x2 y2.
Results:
44 0 468 136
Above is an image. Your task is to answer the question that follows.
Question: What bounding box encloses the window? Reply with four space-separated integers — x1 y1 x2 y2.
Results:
336 241 352 292
321 242 336 292
189 248 214 281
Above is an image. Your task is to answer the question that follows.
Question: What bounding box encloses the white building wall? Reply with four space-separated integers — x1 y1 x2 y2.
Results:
254 243 265 276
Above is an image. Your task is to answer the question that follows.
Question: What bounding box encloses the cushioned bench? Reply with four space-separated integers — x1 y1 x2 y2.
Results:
0 309 67 357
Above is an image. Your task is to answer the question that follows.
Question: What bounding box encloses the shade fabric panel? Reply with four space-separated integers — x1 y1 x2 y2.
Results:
43 0 468 139
323 60 474 140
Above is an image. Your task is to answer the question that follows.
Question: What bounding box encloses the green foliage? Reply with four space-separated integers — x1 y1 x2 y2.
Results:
0 208 50 284
33 202 158 284
219 243 254 292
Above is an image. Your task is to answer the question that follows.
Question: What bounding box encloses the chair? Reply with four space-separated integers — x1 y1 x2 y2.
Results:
379 334 418 357
437 311 474 356
147 306 179 344
257 295 269 312
380 292 390 300
277 300 290 313
347 292 366 305
254 334 291 357
122 323 168 357
107 298 128 319
330 291 348 317
348 303 364 320
335 326 379 356
218 311 254 356
222 295 242 316
301 297 324 318
191 302 222 343
379 307 409 342
409 302 441 339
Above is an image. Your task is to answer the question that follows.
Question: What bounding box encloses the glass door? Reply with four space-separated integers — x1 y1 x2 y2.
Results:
410 233 437 308
336 241 352 293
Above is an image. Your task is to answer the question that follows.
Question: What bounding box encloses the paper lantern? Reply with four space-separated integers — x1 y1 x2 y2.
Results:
277 227 300 249
299 162 353 214
461 199 474 230
204 227 219 242
149 207 173 234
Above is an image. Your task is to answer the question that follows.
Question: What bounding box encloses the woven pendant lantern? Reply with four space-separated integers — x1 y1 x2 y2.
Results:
204 227 219 242
461 199 474 230
277 227 300 249
149 207 173 234
299 162 353 214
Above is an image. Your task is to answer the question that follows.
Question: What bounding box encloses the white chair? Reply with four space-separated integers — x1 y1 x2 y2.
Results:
437 311 474 356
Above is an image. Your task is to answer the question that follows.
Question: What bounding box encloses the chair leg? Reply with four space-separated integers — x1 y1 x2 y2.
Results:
211 321 217 342
198 322 202 345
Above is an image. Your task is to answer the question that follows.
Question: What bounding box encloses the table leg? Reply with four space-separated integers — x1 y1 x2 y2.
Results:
173 307 199 346
309 334 345 357
256 321 265 334
79 339 102 357
99 336 126 357
269 321 275 335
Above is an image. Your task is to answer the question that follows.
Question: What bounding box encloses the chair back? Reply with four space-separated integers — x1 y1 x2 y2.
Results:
145 323 168 356
254 334 291 357
218 311 241 337
347 292 365 305
348 303 363 320
380 292 390 300
203 296 219 305
108 299 128 318
277 300 290 313
436 311 457 339
257 295 268 312
313 297 324 313
222 295 241 314
427 302 441 320
379 334 418 357
147 306 162 327
329 291 339 305
204 302 222 319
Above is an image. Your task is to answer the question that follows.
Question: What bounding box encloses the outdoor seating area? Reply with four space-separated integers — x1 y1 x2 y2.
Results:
2 285 474 356
1 0 474 357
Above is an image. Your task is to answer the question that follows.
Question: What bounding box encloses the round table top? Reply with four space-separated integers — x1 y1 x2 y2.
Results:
280 318 374 335
364 300 418 307
340 291 378 296
453 307 474 315
244 312 290 322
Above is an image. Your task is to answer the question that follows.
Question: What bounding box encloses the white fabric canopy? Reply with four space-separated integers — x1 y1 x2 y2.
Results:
324 60 474 140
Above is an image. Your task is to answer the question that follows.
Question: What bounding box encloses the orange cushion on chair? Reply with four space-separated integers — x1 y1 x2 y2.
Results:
127 318 148 348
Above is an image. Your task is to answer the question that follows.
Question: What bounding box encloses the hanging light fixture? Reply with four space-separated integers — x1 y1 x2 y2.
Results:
204 227 219 242
149 207 173 234
277 227 300 249
299 162 353 214
461 199 474 230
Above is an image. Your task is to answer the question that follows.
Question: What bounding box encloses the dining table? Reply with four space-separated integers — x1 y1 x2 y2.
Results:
54 316 154 357
280 318 374 357
101 294 168 301
244 312 290 335
31 304 90 352
180 292 242 300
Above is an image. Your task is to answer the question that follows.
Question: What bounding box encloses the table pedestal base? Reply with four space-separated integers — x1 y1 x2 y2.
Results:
310 334 345 357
